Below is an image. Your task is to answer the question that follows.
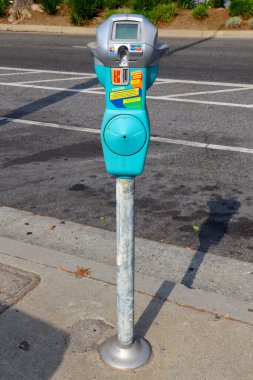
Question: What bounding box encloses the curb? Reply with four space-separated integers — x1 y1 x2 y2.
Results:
0 236 252 325
159 29 253 39
0 24 97 35
1 206 253 306
0 23 253 38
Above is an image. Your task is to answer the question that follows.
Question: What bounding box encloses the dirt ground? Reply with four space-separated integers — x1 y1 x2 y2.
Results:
166 8 251 30
0 5 251 30
166 8 229 30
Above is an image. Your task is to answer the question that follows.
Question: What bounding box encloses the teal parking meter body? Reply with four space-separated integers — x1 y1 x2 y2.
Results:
88 14 168 178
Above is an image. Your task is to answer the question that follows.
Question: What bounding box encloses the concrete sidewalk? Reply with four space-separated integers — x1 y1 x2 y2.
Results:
0 23 252 38
0 206 253 319
0 231 253 378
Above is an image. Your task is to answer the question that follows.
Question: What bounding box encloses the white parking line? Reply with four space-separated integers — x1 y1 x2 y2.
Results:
1 116 253 155
0 71 39 76
148 95 253 108
154 79 179 85
1 81 252 108
0 82 104 95
73 46 87 49
152 135 253 154
0 117 100 134
0 67 252 88
15 76 91 84
87 86 104 91
0 67 41 72
154 78 253 88
0 66 95 76
164 86 253 98
0 67 252 108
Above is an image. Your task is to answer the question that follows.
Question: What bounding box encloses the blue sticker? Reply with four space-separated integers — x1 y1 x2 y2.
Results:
130 44 142 52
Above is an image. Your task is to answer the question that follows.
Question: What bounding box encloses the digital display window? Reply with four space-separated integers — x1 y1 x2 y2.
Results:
114 23 139 40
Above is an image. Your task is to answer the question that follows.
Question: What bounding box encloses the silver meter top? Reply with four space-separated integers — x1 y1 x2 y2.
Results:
87 14 168 68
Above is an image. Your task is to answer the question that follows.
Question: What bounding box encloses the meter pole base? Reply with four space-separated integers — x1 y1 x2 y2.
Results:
100 178 152 370
100 335 152 370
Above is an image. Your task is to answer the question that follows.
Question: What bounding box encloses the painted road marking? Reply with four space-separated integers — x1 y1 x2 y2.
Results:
87 86 104 91
0 82 104 95
15 76 91 84
1 116 253 155
0 117 101 134
1 81 251 109
0 66 96 76
164 87 253 98
0 71 39 76
155 78 253 88
154 79 179 85
73 46 87 49
0 67 252 88
148 95 253 108
0 67 252 108
151 136 253 154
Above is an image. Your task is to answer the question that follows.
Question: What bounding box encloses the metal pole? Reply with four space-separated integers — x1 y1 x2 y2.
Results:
116 178 135 348
100 178 152 370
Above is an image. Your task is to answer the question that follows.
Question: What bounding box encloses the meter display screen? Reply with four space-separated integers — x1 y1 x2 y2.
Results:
114 23 138 40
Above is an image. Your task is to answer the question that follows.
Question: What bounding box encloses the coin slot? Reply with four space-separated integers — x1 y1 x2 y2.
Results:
123 68 129 85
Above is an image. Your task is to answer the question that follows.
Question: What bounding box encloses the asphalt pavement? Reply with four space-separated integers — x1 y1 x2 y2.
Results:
0 32 253 264
0 32 253 82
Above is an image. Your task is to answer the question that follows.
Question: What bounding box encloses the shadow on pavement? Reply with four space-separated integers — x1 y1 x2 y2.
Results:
134 280 175 338
168 35 215 56
167 27 224 57
0 77 99 127
0 305 69 380
135 198 240 337
181 198 240 288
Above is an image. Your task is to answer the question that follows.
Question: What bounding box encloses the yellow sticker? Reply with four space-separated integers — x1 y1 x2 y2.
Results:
130 70 143 89
131 70 142 76
110 88 139 101
123 97 141 104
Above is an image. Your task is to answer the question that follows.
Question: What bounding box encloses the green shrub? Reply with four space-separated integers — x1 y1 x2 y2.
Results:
159 0 175 4
70 0 100 24
248 17 253 29
105 7 133 18
40 0 61 14
0 0 9 16
176 0 195 9
229 0 253 19
225 16 242 28
144 3 177 24
192 3 208 19
103 0 125 9
121 0 135 7
208 0 224 8
132 0 157 12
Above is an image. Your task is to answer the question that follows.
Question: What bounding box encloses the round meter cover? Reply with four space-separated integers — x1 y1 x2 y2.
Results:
104 115 147 156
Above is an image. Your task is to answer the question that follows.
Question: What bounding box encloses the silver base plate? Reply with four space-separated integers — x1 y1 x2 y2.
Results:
100 335 152 370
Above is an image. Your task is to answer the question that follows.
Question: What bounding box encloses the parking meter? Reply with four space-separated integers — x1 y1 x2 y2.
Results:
88 14 168 370
88 14 168 178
